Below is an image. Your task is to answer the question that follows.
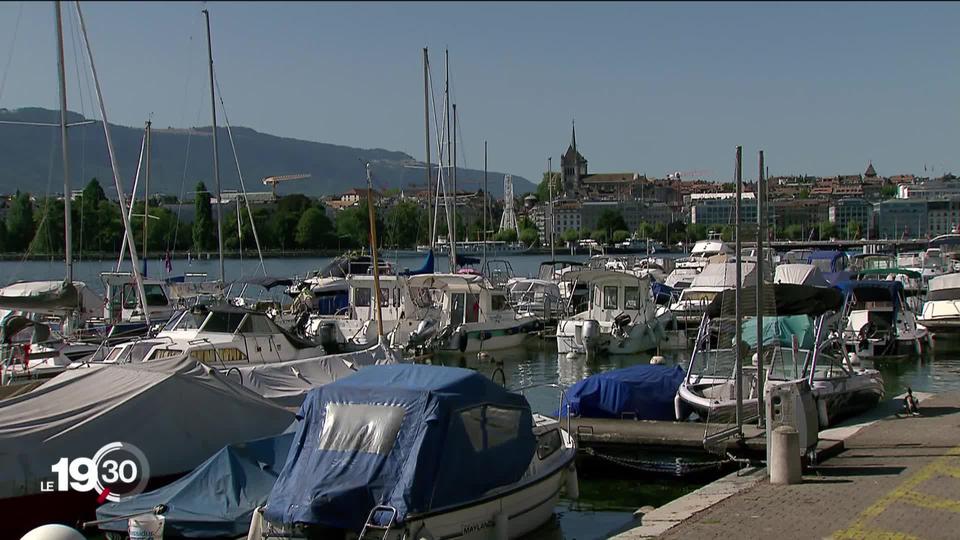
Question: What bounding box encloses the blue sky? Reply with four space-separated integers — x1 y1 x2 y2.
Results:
1 1 957 187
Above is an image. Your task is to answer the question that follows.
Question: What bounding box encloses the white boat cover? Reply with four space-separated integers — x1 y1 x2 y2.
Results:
774 264 830 287
235 345 399 408
0 354 293 499
690 262 757 288
0 280 103 321
928 273 960 293
664 268 699 288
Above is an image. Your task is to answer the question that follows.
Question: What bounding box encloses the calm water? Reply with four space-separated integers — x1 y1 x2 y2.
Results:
8 254 960 539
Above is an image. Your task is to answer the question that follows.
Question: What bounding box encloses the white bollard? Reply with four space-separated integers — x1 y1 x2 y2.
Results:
769 425 802 485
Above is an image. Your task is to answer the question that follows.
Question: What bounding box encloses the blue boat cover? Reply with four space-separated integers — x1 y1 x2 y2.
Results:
263 364 536 531
651 282 675 305
97 430 295 537
807 251 848 272
400 249 435 276
835 279 902 314
560 364 685 421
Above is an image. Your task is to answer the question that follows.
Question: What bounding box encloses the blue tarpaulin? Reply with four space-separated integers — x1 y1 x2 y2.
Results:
263 364 536 531
560 364 686 421
97 430 295 537
835 279 902 315
400 249 435 276
651 282 675 305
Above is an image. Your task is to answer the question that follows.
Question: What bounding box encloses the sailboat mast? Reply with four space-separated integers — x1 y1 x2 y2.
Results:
549 156 555 260
366 163 384 338
143 119 151 275
756 149 766 427
54 0 72 283
452 103 457 264
445 49 455 270
202 9 225 283
423 48 433 250
734 145 743 436
483 141 487 269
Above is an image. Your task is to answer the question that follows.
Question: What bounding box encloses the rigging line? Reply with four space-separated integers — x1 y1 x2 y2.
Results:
212 69 267 278
66 7 90 260
428 61 449 244
0 2 24 104
116 126 147 271
170 90 204 254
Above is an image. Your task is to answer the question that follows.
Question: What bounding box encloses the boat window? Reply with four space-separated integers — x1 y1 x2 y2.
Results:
379 288 390 308
459 405 522 451
318 403 405 455
170 310 206 331
147 348 182 361
537 428 562 460
393 287 401 307
201 311 246 333
681 291 717 303
239 314 275 334
191 347 247 364
593 285 602 307
355 287 372 308
162 312 185 332
624 287 640 310
603 286 619 310
491 292 509 312
451 293 466 325
466 293 481 323
122 283 169 308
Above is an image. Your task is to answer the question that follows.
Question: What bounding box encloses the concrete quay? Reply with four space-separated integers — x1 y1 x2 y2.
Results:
612 391 957 539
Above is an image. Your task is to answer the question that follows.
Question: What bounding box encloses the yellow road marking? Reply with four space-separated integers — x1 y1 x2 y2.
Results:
832 446 960 539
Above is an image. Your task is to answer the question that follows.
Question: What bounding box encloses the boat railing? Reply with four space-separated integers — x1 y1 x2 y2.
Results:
511 382 573 437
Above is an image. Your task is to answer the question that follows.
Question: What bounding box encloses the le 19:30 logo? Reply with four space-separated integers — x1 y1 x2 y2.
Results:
42 442 151 503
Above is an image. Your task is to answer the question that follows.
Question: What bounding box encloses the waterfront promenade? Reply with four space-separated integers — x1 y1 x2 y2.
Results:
616 392 960 539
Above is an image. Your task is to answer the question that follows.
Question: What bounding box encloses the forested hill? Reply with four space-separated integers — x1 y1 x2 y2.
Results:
0 107 534 198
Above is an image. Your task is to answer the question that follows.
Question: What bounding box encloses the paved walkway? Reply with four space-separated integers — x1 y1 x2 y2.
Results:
650 392 960 540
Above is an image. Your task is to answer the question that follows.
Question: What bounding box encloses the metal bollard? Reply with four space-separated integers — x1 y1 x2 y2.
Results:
769 425 802 485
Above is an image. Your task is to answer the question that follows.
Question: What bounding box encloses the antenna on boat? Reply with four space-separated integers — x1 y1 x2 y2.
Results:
366 163 385 338
202 8 225 284
756 150 766 427
734 145 743 439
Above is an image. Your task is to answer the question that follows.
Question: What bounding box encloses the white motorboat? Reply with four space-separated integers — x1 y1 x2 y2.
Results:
835 279 930 357
506 278 563 324
919 273 960 333
248 364 578 540
304 274 409 352
556 269 666 355
673 238 732 273
676 284 884 428
669 262 756 326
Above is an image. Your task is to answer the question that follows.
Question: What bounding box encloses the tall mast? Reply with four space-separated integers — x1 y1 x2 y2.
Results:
366 163 384 338
423 48 433 250
452 102 457 264
734 145 743 437
202 9 225 283
142 119 151 276
483 141 487 269
445 49 455 270
756 149 766 427
54 1 72 283
548 156 555 260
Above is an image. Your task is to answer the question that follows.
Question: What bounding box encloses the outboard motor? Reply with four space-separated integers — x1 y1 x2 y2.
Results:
582 320 600 355
455 326 469 353
406 319 437 349
317 322 339 354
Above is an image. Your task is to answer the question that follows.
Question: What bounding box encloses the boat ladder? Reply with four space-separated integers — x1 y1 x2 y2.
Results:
359 504 399 540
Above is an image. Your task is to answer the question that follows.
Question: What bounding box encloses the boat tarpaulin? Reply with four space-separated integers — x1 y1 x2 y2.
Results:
774 264 830 287
235 345 399 408
690 262 757 288
560 364 685 421
264 364 536 531
741 315 815 349
706 284 844 318
0 280 102 319
835 280 903 314
400 249 435 276
0 354 294 499
96 430 295 537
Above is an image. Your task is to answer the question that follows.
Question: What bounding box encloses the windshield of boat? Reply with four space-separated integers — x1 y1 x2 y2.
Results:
200 310 247 333
104 340 163 363
163 310 207 331
122 283 170 308
679 290 717 304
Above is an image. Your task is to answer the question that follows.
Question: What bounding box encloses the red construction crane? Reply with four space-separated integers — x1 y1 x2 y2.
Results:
262 173 311 196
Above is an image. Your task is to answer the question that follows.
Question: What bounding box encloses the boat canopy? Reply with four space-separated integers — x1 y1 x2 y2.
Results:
559 269 650 284
835 280 903 313
97 430 295 537
263 364 536 531
231 276 295 290
0 354 293 500
807 251 848 273
405 273 488 292
705 283 844 318
689 262 757 289
774 264 830 287
853 267 922 280
741 315 815 349
927 273 960 301
0 280 102 319
399 249 435 276
561 364 685 421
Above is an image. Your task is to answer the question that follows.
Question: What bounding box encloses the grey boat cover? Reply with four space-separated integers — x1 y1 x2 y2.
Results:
690 262 757 288
0 354 294 499
0 280 103 320
236 345 399 408
774 264 831 287
927 273 960 301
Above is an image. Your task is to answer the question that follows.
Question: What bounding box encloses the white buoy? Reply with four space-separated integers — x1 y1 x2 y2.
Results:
478 351 491 363
564 465 580 499
20 525 85 540
650 355 665 365
565 351 577 360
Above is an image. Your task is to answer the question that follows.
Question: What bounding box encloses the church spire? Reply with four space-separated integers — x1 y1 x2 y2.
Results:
571 119 577 153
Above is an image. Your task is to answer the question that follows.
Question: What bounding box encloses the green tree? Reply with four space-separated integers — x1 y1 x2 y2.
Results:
6 191 35 252
495 228 518 242
336 202 381 248
77 179 107 252
29 197 65 254
797 188 810 199
783 224 805 240
268 211 299 251
385 200 424 249
536 172 562 203
295 207 333 248
561 228 580 244
685 223 708 242
519 227 540 246
880 185 898 199
591 229 608 244
192 182 215 252
636 221 655 239
612 229 631 243
846 220 862 240
596 209 628 238
277 194 314 214
818 221 838 240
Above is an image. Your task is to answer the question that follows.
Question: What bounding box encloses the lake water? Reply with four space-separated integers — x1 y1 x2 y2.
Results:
7 253 960 539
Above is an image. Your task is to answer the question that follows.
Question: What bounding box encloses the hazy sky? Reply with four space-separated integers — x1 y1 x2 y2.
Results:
2 1 957 186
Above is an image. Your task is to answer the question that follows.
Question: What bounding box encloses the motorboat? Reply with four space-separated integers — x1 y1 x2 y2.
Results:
774 263 831 287
247 364 578 540
538 260 588 313
898 249 948 284
852 267 925 312
303 274 408 352
919 273 960 333
676 284 884 428
929 233 960 270
286 254 392 315
562 363 686 420
556 269 666 355
849 253 897 273
673 238 732 272
668 262 757 326
835 279 930 357
396 274 541 353
506 278 563 325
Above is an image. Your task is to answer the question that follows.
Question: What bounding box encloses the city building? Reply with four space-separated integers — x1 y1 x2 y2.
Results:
688 192 757 226
829 198 873 238
897 178 960 200
559 121 639 201
874 199 929 239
